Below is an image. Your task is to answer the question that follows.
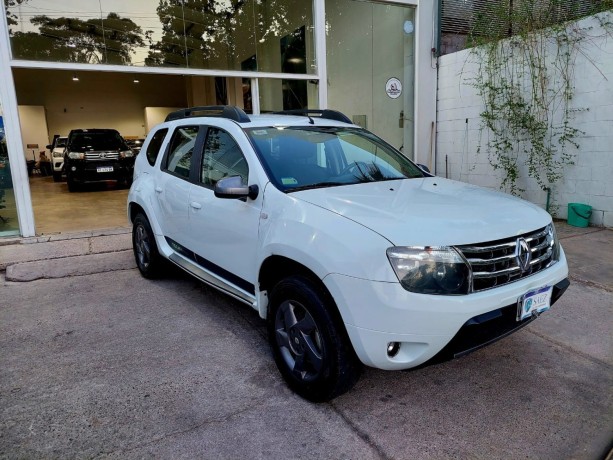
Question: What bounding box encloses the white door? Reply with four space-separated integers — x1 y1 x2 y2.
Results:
186 126 262 292
151 125 200 246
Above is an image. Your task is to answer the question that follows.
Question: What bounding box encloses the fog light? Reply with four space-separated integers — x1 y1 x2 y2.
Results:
71 166 76 171
387 342 400 358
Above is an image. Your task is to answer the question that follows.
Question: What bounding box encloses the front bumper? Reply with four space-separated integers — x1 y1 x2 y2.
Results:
323 248 569 370
66 160 134 183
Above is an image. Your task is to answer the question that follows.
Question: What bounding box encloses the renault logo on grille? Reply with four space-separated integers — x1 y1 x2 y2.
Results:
516 237 532 273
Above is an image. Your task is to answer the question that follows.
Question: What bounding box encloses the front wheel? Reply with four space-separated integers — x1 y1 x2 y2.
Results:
132 213 163 278
268 276 362 402
67 177 78 192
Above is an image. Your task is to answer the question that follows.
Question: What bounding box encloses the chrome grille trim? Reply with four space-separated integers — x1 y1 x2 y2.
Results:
456 225 556 293
85 151 119 160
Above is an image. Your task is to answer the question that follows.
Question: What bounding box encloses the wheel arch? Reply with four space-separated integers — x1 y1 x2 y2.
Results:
258 255 347 333
128 201 146 223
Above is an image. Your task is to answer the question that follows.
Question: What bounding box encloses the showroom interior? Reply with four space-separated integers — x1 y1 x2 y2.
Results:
0 0 435 239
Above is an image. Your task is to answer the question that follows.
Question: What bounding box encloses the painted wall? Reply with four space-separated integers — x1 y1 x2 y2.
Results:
13 69 188 140
436 13 613 227
17 105 48 162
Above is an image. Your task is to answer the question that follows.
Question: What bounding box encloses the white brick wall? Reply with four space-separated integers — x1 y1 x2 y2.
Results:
436 13 613 227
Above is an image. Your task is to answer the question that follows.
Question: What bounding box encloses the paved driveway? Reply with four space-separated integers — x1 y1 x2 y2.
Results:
1 262 611 459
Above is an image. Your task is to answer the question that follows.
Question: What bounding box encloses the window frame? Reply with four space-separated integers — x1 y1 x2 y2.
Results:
146 127 169 166
197 126 249 191
160 124 206 183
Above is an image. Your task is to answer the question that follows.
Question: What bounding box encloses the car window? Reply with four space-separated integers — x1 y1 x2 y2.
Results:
146 128 168 166
200 128 248 187
68 131 128 151
247 126 424 192
165 126 199 179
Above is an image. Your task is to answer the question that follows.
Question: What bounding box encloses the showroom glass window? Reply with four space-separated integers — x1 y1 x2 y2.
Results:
6 0 315 74
0 98 20 236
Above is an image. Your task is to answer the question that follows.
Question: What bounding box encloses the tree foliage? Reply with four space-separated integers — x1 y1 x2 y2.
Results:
467 0 612 196
7 9 146 65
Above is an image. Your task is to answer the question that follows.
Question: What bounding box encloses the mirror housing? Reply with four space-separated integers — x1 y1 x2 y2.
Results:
46 144 53 150
214 176 258 200
417 163 431 173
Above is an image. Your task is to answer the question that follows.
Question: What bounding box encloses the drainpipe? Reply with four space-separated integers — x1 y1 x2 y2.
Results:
543 186 551 213
432 0 443 176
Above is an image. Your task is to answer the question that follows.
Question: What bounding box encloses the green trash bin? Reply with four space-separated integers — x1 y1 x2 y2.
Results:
567 203 592 227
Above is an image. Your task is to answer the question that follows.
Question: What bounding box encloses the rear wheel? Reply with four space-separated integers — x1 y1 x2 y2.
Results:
268 276 362 402
132 213 163 279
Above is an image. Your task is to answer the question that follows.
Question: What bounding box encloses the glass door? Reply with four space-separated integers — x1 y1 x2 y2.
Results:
326 0 415 158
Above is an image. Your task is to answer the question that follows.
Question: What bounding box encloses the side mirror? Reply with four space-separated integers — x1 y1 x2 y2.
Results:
46 144 53 150
417 163 431 174
214 176 259 200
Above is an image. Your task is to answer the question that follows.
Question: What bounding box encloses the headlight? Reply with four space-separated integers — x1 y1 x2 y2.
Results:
386 246 471 295
68 152 84 160
52 151 63 158
546 223 560 262
120 150 134 158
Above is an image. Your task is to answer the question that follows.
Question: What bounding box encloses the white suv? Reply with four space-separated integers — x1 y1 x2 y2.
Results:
128 106 569 401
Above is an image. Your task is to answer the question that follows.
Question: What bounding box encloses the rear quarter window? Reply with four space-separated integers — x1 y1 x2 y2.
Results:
146 128 169 166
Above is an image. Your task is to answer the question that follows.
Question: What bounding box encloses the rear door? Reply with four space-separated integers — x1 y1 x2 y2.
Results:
152 125 204 248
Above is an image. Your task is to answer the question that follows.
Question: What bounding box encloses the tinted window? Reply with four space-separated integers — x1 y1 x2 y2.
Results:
165 126 199 178
68 131 128 151
146 129 168 166
201 128 248 187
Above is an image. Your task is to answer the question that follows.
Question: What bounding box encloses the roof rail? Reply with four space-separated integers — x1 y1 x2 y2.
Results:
165 105 251 123
272 109 352 124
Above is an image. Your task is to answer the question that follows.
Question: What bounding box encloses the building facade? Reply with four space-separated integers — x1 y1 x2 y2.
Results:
0 0 437 238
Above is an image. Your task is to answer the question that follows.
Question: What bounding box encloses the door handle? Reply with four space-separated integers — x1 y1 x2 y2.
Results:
189 201 202 210
155 186 163 193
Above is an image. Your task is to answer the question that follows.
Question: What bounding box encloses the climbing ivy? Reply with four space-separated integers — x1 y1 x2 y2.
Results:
467 1 612 197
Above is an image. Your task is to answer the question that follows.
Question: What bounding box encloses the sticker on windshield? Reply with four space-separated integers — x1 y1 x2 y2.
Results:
281 177 298 185
252 130 268 136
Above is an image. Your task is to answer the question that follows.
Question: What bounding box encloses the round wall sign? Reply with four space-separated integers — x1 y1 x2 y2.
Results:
385 77 402 99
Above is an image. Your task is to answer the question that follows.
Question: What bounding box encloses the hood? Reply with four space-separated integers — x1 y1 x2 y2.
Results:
294 177 551 246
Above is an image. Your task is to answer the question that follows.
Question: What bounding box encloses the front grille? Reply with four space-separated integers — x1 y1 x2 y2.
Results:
457 226 556 292
85 151 119 160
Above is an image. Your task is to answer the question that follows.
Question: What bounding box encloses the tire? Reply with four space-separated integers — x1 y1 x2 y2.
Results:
268 276 362 402
67 177 78 192
52 171 61 182
132 213 163 279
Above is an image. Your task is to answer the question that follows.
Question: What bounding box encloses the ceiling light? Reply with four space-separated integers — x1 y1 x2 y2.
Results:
133 79 140 83
72 73 79 81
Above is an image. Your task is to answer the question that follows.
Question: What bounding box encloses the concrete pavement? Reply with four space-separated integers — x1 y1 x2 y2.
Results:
0 221 612 459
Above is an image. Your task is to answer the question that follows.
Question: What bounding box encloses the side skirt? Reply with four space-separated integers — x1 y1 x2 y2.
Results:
168 252 257 308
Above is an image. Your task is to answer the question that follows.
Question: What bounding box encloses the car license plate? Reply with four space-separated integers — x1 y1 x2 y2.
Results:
517 285 552 321
97 166 113 173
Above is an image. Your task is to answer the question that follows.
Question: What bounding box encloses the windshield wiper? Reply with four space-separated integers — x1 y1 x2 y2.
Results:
287 181 346 192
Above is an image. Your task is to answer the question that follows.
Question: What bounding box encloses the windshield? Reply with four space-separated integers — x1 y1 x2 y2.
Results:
68 132 128 152
246 127 424 192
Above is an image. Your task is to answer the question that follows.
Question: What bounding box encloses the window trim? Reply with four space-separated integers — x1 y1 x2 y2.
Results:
160 124 206 183
197 126 249 191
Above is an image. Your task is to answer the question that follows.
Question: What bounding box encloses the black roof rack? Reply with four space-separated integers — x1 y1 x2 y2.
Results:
272 109 352 124
165 105 251 123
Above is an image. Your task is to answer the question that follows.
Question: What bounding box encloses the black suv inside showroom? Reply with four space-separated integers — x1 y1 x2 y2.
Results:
13 68 190 235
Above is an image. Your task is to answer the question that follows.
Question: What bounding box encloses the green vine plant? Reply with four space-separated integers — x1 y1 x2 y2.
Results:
467 0 613 198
